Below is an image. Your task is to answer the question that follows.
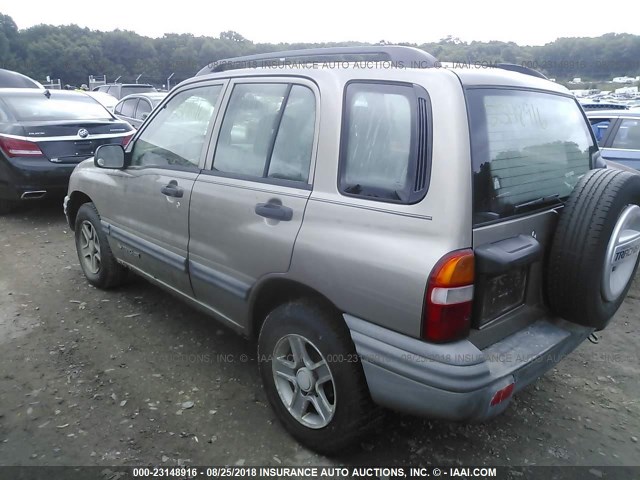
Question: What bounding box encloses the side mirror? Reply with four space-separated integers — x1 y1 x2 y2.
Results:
95 144 125 169
141 113 149 120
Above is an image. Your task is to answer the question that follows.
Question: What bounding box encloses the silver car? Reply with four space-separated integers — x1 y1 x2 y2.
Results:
114 92 168 129
64 47 640 454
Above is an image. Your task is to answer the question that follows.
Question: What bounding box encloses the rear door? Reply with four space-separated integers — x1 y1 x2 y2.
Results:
600 117 640 170
100 82 226 296
188 78 318 327
465 88 596 347
134 99 153 128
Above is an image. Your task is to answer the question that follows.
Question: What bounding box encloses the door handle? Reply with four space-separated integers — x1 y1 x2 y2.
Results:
161 180 184 198
255 203 293 221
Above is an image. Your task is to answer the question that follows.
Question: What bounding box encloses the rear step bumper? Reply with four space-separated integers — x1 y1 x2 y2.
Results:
345 314 593 421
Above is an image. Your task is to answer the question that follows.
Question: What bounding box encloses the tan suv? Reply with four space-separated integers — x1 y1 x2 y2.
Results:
64 46 640 454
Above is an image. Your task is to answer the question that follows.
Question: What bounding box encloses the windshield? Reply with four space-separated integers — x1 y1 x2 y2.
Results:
467 88 595 225
2 93 112 121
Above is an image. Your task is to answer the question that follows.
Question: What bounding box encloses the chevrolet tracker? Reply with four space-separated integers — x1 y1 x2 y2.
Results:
63 46 640 454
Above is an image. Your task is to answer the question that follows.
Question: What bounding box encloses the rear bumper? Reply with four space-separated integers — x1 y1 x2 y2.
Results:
345 314 592 421
0 156 77 201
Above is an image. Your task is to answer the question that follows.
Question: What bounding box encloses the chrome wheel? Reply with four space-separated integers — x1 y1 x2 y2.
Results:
79 220 102 275
272 334 336 429
602 204 640 302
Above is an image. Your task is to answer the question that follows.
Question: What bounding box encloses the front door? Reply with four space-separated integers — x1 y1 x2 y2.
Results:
188 79 318 327
101 82 226 295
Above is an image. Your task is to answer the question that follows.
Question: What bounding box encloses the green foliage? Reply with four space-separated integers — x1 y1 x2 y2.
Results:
1 12 639 87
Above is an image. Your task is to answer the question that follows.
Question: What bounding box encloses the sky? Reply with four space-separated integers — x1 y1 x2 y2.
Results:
2 0 639 46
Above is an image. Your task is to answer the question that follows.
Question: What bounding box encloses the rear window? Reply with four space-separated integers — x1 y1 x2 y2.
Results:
467 89 594 225
1 93 112 121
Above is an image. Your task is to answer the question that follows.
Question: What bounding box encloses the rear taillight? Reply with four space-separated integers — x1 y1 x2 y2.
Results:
0 135 44 158
423 249 475 343
121 134 134 148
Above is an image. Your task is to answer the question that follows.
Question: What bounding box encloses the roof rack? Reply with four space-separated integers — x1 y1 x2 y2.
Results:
197 46 440 75
496 63 548 80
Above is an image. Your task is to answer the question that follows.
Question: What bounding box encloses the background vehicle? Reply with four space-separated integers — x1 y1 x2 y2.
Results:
0 89 134 213
64 47 640 454
579 99 629 111
588 111 640 170
114 92 167 128
84 91 118 112
0 69 43 89
93 83 157 100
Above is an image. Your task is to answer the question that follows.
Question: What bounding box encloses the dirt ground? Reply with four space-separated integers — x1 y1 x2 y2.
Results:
0 202 639 472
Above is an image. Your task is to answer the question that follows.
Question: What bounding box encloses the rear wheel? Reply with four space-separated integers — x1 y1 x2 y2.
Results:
547 169 640 330
257 299 379 455
75 203 127 289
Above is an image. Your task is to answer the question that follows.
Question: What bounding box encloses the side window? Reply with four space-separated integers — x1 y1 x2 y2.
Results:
130 85 222 169
589 118 612 145
268 86 316 182
339 83 422 203
114 100 124 115
612 119 640 150
120 99 138 118
107 86 119 97
136 99 152 120
213 83 288 178
97 86 109 93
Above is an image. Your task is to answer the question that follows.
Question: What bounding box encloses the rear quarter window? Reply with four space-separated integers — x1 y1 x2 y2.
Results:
467 89 595 225
338 82 431 204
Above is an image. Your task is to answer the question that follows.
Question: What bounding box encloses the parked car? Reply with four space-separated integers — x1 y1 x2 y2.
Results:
114 92 167 129
64 47 640 454
587 111 640 170
0 89 134 213
579 99 629 111
84 91 118 113
0 68 42 89
93 83 157 100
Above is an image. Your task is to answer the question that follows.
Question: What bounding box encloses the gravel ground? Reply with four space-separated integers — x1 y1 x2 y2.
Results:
0 202 638 473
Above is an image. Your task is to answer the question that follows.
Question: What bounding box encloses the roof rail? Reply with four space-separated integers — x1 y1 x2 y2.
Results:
197 46 439 75
496 63 548 80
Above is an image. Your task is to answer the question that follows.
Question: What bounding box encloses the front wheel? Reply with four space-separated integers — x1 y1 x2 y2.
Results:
258 299 379 455
74 203 127 289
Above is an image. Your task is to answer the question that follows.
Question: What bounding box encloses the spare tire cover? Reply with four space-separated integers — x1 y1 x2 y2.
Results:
547 168 640 330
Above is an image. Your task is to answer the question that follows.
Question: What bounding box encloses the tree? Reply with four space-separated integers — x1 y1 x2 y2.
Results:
0 11 638 86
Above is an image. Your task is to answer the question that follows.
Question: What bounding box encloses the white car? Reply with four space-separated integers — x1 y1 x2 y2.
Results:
83 91 118 113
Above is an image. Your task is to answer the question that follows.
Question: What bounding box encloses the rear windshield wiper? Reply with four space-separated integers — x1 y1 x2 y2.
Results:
514 194 561 212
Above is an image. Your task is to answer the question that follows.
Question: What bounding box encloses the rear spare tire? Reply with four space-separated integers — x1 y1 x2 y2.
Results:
547 168 640 330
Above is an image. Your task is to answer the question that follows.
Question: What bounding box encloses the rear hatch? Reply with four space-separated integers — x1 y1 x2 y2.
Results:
465 87 597 347
22 121 131 163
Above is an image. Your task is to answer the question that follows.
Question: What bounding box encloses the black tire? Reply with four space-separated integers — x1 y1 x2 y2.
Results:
547 168 640 330
257 299 379 455
74 202 127 289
